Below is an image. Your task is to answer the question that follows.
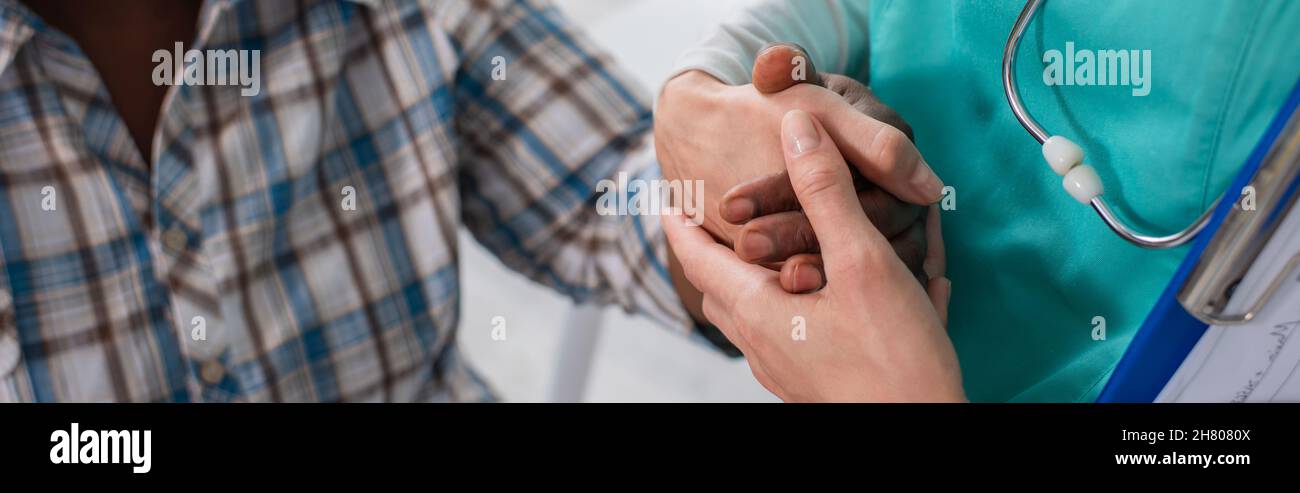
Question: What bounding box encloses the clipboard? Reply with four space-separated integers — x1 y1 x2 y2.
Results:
1097 77 1300 403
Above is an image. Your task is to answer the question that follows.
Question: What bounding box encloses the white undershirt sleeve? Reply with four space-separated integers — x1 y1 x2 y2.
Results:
664 0 871 88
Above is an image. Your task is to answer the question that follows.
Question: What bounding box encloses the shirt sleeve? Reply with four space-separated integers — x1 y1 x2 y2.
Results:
448 0 709 342
665 0 872 87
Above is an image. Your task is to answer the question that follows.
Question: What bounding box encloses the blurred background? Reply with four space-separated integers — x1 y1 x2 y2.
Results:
458 0 778 402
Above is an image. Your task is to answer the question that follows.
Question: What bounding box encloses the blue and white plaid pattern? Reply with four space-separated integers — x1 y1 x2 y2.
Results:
0 0 692 402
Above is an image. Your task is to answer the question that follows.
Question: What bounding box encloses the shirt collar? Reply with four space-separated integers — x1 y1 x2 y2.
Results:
0 0 381 76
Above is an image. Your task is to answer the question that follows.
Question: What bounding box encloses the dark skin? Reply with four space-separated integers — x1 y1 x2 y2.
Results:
21 0 723 327
23 3 918 330
23 0 202 163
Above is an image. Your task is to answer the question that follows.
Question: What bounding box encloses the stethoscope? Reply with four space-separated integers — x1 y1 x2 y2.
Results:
1001 0 1217 249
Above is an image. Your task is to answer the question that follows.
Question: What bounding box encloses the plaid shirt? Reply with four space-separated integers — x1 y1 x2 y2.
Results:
0 0 695 402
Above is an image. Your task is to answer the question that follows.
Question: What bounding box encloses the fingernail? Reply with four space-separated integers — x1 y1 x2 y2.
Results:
792 264 823 293
738 231 775 260
783 110 820 155
722 197 756 222
910 160 944 203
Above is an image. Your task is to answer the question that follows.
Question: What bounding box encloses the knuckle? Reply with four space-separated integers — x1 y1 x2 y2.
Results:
892 119 916 142
868 195 921 237
869 126 913 179
844 242 889 271
793 217 820 252
858 187 888 214
871 108 914 143
823 74 853 95
794 165 844 203
747 173 798 216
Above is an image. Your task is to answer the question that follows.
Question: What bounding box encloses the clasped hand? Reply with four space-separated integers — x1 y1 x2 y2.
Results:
655 44 964 402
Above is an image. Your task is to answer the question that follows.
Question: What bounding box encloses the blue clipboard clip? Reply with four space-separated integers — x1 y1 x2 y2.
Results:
1098 77 1300 402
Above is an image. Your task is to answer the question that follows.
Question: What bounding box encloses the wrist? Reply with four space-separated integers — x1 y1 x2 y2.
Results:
657 70 728 114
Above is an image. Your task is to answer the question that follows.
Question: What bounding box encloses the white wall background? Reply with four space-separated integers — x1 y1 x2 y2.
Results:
457 0 778 402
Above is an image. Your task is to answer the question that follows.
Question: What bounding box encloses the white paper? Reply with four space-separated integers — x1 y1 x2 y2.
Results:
1157 199 1300 403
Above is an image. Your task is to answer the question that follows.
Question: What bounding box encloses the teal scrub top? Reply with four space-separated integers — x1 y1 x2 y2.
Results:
863 0 1300 401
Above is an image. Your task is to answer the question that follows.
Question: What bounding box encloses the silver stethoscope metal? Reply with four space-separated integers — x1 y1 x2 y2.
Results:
1002 0 1217 249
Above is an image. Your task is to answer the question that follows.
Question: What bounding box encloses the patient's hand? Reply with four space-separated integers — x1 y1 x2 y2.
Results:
655 44 943 293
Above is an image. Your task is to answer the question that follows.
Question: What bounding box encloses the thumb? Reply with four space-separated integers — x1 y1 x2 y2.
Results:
753 43 823 94
781 109 888 277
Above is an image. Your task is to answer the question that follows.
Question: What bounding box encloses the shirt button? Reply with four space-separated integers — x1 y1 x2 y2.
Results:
162 226 188 254
200 359 226 385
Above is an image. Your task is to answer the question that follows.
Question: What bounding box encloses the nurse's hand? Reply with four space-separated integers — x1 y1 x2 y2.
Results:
662 109 964 403
655 44 942 293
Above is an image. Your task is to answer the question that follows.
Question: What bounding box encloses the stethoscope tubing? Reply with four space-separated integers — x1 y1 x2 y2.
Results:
1002 0 1217 249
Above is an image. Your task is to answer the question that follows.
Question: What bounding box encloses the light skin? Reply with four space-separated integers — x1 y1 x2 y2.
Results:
663 109 965 402
657 44 945 322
